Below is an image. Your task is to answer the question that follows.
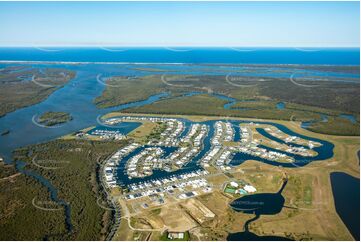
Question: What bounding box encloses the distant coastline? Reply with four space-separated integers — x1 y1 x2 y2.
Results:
0 47 359 65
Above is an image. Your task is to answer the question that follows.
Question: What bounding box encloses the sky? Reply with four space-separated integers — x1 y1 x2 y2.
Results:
0 1 359 47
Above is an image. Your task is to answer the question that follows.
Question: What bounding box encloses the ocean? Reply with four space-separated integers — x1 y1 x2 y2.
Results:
0 47 359 65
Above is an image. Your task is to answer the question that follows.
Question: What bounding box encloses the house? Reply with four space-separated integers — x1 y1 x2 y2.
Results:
244 185 257 193
230 181 239 188
168 232 185 240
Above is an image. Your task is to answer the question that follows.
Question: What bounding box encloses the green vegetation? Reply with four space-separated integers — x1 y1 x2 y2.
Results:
150 208 162 216
0 161 66 240
126 121 158 143
95 73 359 113
94 72 359 136
224 187 236 194
123 94 359 136
233 100 340 117
12 139 129 240
145 122 167 142
0 66 75 117
307 116 360 136
38 111 73 127
125 94 230 116
255 78 359 114
94 75 167 108
303 185 312 206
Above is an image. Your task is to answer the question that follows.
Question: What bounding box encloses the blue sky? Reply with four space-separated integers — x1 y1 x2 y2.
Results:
0 1 359 47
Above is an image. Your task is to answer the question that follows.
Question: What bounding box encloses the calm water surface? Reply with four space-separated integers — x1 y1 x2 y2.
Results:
330 172 360 240
0 47 359 65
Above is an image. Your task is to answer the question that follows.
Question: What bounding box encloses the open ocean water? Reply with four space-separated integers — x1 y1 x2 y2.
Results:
0 47 359 65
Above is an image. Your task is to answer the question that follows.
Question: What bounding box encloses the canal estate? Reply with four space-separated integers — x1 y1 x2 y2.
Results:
64 112 353 241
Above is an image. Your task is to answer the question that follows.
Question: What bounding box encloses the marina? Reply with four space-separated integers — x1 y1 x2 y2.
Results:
97 115 334 204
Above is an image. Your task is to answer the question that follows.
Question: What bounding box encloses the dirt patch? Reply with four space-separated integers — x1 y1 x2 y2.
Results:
181 198 215 224
145 204 197 232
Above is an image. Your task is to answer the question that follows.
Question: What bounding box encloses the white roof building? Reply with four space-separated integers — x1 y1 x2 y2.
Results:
244 185 257 193
230 181 239 188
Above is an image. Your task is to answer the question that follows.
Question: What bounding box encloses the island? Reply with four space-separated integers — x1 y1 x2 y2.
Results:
37 111 73 127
